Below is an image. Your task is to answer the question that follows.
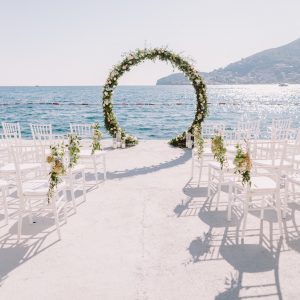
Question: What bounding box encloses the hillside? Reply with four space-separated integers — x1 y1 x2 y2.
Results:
156 38 300 84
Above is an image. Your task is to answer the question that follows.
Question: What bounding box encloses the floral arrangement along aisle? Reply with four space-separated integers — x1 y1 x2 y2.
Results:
91 122 103 154
47 143 67 202
211 134 227 169
193 124 204 158
102 47 208 147
67 134 80 168
234 143 252 186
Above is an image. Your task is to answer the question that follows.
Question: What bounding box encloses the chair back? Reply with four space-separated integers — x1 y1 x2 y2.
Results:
271 119 291 140
201 122 225 139
30 123 53 140
250 140 287 166
70 124 93 138
236 120 260 141
70 124 93 147
2 122 22 139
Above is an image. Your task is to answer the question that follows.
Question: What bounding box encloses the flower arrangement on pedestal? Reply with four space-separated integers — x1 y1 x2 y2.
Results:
211 134 227 169
102 47 208 148
91 122 103 154
233 143 252 186
47 144 67 202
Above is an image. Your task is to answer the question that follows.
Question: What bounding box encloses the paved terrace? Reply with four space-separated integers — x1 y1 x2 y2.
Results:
0 140 299 299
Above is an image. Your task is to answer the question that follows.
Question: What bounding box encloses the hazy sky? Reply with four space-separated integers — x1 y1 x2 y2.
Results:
1 0 299 86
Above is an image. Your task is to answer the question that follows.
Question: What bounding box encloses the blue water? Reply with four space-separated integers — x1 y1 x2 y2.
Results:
1 85 300 139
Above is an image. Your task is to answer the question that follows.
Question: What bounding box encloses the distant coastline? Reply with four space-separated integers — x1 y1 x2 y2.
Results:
157 38 300 85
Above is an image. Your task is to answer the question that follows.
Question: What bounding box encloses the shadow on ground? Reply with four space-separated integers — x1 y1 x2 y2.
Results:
107 149 191 180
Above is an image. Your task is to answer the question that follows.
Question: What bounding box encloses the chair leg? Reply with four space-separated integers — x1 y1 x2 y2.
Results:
93 157 99 186
63 190 68 224
191 154 194 178
260 196 265 220
216 175 222 209
103 155 107 181
198 157 203 185
283 180 289 219
17 197 26 242
52 198 61 240
242 197 249 241
82 171 87 202
275 193 283 237
227 182 232 221
2 187 9 225
207 167 211 198
17 214 23 243
28 199 34 224
292 182 296 201
69 177 77 213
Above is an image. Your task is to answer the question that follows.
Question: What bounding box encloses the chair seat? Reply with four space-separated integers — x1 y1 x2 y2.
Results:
79 149 106 157
193 148 213 160
253 159 292 169
286 174 300 184
0 162 41 174
226 145 237 153
0 179 9 188
234 176 277 191
209 161 235 171
22 179 66 196
64 164 85 177
69 164 85 173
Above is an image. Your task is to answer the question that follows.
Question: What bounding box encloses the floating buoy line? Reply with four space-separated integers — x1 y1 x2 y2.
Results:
0 101 297 106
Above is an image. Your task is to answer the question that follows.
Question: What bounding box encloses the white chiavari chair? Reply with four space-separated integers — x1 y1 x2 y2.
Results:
70 124 107 185
62 152 87 213
251 140 293 180
191 122 225 182
11 145 67 241
2 122 22 139
228 172 283 240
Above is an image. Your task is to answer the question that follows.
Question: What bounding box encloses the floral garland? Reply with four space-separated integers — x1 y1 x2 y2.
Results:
102 47 208 147
211 134 227 169
193 124 204 158
47 143 67 202
67 134 80 168
233 144 252 186
91 122 103 154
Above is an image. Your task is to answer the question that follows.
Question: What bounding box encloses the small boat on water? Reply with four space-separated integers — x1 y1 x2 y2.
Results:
278 83 288 87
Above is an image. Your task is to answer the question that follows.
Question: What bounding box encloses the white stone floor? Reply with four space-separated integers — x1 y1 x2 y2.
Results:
0 140 300 300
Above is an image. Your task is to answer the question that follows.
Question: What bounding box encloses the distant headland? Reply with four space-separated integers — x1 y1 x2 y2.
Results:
156 38 300 85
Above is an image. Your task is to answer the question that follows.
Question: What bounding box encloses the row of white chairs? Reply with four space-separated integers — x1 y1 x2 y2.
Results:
0 123 107 242
1 118 294 141
1 122 99 140
200 118 294 141
191 120 300 241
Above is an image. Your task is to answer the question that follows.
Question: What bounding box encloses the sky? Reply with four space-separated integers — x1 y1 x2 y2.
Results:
0 0 300 86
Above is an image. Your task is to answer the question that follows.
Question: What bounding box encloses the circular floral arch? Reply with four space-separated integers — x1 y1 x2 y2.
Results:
102 48 208 147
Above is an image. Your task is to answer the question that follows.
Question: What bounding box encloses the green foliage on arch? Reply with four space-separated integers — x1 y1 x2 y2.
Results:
102 48 208 147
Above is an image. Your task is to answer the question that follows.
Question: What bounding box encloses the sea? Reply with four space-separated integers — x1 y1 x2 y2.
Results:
0 85 300 139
